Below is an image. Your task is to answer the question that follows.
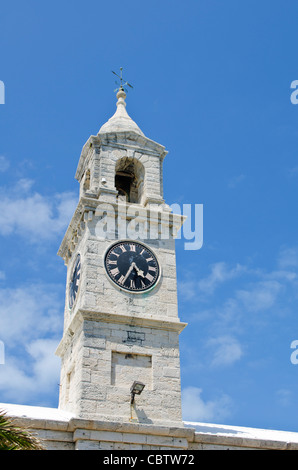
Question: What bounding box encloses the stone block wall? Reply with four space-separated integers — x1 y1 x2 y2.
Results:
58 315 183 426
6 410 298 450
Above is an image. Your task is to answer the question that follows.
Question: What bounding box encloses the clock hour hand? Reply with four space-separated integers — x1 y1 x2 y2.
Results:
134 264 145 278
122 262 145 285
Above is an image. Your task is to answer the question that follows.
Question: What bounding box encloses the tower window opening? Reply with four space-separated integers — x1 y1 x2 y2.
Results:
115 171 134 202
115 157 144 204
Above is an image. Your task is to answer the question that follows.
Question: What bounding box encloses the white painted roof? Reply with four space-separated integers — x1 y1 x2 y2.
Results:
1 402 298 445
0 402 74 422
184 420 298 444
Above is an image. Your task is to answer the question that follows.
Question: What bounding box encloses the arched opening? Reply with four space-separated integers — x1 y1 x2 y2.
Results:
115 157 144 204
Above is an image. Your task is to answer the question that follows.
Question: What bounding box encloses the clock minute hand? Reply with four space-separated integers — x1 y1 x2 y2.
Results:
122 262 136 283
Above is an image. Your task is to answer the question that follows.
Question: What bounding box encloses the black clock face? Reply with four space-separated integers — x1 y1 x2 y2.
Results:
105 241 160 293
69 254 81 309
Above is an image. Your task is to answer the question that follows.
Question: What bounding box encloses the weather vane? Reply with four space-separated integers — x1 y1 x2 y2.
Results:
112 67 133 94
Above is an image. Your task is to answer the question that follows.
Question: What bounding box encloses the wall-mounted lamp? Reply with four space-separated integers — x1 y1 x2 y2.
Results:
130 381 145 404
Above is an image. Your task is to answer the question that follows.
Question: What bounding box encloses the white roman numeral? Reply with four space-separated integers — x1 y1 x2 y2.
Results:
110 267 119 276
148 266 156 272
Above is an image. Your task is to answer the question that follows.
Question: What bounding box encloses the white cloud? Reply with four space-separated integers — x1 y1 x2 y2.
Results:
198 262 246 295
27 339 61 390
182 249 298 323
0 284 63 345
0 156 10 173
180 247 298 394
0 283 63 405
276 389 292 407
236 280 283 313
287 166 298 177
0 339 60 404
0 178 75 405
206 335 243 367
278 246 298 269
14 178 35 193
228 174 246 188
182 387 233 422
0 180 77 242
178 262 247 302
212 274 293 332
0 359 37 403
178 279 197 300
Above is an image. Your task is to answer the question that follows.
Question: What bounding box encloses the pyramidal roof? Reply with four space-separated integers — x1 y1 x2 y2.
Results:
98 88 144 136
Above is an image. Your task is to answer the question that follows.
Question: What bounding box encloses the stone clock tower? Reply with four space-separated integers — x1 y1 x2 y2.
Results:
56 87 187 427
4 83 289 451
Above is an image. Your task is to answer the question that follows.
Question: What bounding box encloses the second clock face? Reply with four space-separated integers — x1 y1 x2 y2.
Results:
69 253 81 309
105 241 160 293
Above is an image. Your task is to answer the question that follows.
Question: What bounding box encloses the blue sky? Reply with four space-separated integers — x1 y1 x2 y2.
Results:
1 0 298 432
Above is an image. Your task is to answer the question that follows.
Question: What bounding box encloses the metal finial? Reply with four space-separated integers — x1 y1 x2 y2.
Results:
112 67 133 94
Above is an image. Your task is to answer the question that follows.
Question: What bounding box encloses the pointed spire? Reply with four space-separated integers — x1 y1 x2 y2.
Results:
98 88 144 136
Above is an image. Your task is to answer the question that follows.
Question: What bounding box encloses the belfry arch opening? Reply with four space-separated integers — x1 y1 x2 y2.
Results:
115 157 144 204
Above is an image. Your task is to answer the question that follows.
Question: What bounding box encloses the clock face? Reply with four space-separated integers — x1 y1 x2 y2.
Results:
105 241 160 293
69 254 81 309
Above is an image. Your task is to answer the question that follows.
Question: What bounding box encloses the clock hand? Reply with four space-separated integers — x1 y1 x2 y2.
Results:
122 262 136 283
134 264 145 278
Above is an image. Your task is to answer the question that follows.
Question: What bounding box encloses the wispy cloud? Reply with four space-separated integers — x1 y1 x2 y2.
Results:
182 386 233 422
287 166 298 178
278 246 298 269
235 279 284 314
179 246 298 373
228 174 246 189
0 179 77 243
198 262 246 295
0 283 63 405
205 335 243 367
0 339 60 404
178 261 247 301
0 156 10 173
0 285 62 344
276 389 292 408
0 176 73 405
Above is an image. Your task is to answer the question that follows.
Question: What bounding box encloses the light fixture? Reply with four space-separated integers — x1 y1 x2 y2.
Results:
130 381 145 404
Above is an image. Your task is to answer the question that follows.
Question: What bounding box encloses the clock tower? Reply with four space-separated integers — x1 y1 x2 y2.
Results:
56 86 187 427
